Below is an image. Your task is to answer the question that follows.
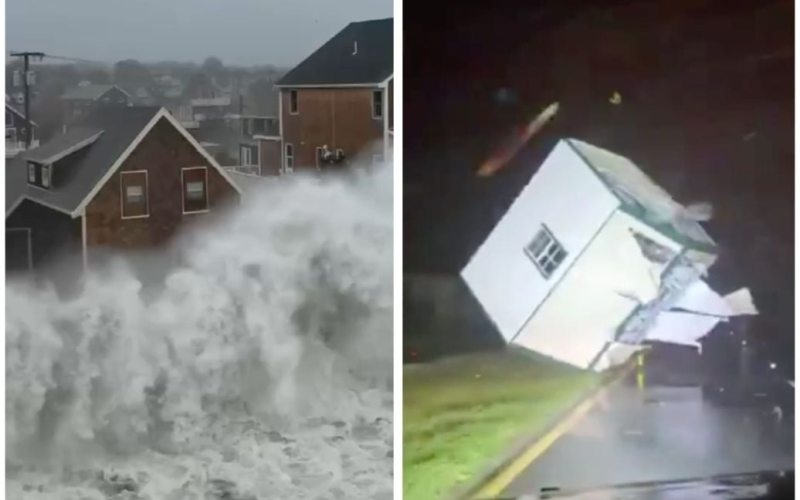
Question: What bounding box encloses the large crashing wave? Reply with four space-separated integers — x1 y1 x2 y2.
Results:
6 165 393 499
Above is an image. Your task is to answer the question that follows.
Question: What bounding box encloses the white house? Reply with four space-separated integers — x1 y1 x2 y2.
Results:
462 138 755 371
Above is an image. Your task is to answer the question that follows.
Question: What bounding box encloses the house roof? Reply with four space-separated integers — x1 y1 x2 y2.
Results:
276 18 393 87
5 102 38 126
227 171 274 196
7 106 242 218
565 138 716 252
23 127 104 164
61 84 128 101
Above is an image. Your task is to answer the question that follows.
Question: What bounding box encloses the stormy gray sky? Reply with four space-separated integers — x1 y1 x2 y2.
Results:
6 0 393 67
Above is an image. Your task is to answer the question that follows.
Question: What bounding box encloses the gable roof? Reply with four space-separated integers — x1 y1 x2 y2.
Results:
7 106 242 218
61 84 129 101
5 102 38 126
276 18 393 87
565 138 716 252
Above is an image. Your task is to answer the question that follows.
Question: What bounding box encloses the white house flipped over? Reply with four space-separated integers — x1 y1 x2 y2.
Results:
461 139 756 371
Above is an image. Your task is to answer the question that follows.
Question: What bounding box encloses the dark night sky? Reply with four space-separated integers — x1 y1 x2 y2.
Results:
403 0 794 365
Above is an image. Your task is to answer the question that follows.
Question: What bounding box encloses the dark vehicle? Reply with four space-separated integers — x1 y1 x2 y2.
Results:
495 469 795 499
700 320 793 421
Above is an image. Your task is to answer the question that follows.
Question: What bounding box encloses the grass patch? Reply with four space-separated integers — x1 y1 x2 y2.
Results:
403 348 599 500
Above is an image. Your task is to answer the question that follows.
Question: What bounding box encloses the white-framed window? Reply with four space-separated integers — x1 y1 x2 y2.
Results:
27 162 35 183
120 170 149 219
316 146 324 168
524 225 567 279
289 90 299 115
41 164 51 188
372 90 383 119
182 167 209 214
284 143 294 173
241 146 253 166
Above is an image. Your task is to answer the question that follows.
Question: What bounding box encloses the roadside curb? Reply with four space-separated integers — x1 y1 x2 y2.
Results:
448 362 635 500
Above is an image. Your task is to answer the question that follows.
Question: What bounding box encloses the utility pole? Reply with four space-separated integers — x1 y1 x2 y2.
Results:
10 52 45 148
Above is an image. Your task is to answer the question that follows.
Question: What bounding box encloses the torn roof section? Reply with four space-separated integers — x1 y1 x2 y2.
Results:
566 139 716 254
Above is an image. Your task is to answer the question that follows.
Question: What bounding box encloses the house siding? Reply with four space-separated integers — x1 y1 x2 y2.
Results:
280 88 384 169
259 138 282 176
461 139 621 341
512 209 666 369
84 118 239 259
6 199 81 274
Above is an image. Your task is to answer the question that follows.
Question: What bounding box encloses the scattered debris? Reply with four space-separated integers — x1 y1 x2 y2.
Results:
477 102 560 177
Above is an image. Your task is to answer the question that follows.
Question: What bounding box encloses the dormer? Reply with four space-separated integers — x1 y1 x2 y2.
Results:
23 128 103 190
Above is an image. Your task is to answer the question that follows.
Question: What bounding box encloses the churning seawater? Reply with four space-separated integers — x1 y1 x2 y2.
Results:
6 165 393 499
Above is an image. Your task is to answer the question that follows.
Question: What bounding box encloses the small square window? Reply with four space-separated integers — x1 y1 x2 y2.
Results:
372 90 383 119
289 90 299 114
524 225 567 279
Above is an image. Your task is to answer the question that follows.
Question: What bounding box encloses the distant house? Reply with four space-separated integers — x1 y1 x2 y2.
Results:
5 101 39 157
460 139 754 371
6 106 242 275
275 18 393 173
191 114 280 175
60 84 131 126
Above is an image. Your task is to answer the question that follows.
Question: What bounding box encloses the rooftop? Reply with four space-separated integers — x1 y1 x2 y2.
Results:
277 18 393 87
565 138 716 252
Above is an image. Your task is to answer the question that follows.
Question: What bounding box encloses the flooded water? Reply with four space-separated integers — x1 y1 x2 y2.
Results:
6 166 394 499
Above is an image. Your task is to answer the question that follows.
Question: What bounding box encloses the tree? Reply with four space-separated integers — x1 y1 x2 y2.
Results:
202 56 225 74
113 59 150 88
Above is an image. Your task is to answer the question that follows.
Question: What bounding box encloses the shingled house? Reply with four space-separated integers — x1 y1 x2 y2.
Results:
6 100 39 157
61 84 130 128
274 18 393 173
6 106 242 275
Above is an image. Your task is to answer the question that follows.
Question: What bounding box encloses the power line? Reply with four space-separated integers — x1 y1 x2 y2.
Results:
7 52 110 65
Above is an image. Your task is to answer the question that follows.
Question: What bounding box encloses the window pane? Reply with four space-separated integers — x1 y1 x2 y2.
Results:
42 166 50 188
527 230 551 257
28 163 35 182
186 181 205 200
553 248 567 265
126 185 143 203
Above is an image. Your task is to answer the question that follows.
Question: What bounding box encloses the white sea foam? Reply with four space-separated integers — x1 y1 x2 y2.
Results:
6 165 394 499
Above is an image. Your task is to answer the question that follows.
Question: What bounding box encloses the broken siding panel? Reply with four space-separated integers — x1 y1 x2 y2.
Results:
461 140 620 341
614 210 684 277
511 210 655 369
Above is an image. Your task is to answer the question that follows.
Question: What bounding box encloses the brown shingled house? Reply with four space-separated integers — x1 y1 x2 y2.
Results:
6 106 242 275
273 18 393 174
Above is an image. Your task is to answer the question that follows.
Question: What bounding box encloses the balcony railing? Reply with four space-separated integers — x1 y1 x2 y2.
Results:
223 165 261 176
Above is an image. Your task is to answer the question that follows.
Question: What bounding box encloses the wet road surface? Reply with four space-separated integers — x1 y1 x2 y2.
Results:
501 377 794 498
